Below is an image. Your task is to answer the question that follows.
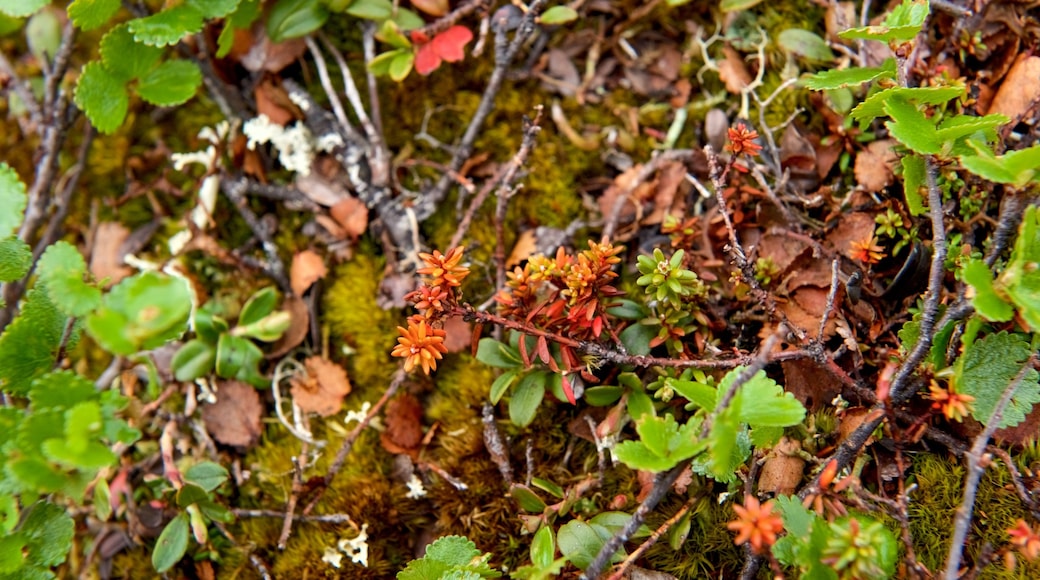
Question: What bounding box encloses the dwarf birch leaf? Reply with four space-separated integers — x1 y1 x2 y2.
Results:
37 241 101 317
0 238 31 282
729 369 806 427
100 24 163 82
955 332 1040 429
902 154 928 216
128 4 204 46
19 501 74 567
67 0 120 29
0 0 48 18
801 60 896 90
0 286 71 395
962 258 1014 322
74 61 129 134
345 0 392 20
137 59 201 106
777 29 834 61
851 86 963 124
0 163 26 235
884 96 942 155
188 0 239 19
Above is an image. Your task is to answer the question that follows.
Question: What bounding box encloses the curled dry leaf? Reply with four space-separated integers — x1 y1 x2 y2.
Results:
202 380 263 448
758 437 805 496
254 78 298 126
329 196 369 240
718 46 752 94
987 54 1040 120
268 295 309 359
380 393 424 456
291 249 327 296
854 139 899 192
290 356 351 417
90 221 133 287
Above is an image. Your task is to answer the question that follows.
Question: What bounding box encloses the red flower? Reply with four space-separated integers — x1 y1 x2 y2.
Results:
1009 519 1040 560
412 26 474 76
727 495 784 554
850 237 884 265
725 123 763 156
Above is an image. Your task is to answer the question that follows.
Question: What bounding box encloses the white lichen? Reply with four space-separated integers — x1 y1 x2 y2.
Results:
337 523 369 567
242 114 317 176
405 474 427 499
322 546 344 569
343 402 372 425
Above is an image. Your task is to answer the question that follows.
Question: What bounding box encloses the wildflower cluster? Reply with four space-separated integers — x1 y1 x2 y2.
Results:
727 495 784 554
928 380 975 422
392 247 470 374
635 248 708 354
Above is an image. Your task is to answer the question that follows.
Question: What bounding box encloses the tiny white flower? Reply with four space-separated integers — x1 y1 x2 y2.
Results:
322 546 343 569
405 474 426 499
337 524 369 567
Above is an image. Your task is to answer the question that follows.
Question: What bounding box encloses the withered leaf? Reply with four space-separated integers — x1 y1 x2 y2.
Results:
291 249 327 297
290 356 351 417
329 196 369 240
90 222 133 287
380 393 424 456
202 380 263 448
268 295 309 358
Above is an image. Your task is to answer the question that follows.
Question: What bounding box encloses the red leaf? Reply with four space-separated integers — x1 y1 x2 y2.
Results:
536 335 551 365
431 25 473 63
414 42 441 75
561 374 576 405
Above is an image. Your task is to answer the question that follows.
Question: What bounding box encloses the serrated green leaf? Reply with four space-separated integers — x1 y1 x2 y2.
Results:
0 0 47 18
955 332 1040 429
476 338 523 368
884 96 942 155
777 29 834 62
0 285 72 395
136 59 201 106
37 241 101 317
266 0 328 42
540 5 577 25
85 271 191 355
707 405 743 481
801 59 896 90
851 86 963 124
67 0 120 30
901 154 927 216
728 369 806 427
963 258 1014 322
188 0 239 19
775 493 816 537
961 141 1040 187
838 0 929 44
509 371 546 427
0 494 19 534
423 535 481 565
128 5 204 47
19 501 74 567
0 532 25 573
43 438 115 469
184 461 228 492
934 113 1007 144
667 376 717 410
172 339 216 381
489 368 520 404
0 163 26 235
100 24 163 82
74 61 129 134
1003 205 1040 331
0 237 31 282
152 513 189 572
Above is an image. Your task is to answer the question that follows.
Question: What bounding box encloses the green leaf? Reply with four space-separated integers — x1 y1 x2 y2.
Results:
0 0 47 18
901 154 927 216
85 271 192 355
0 237 31 282
94 477 112 521
614 414 703 473
375 19 411 49
884 96 942 155
476 338 523 368
100 24 163 82
510 484 547 513
728 368 806 427
392 7 423 30
74 61 129 134
25 8 61 63
67 0 121 30
184 461 229 492
136 59 201 106
233 310 290 342
0 163 27 235
368 49 403 77
530 525 556 569
345 0 392 20
238 287 278 326
961 142 1040 187
509 371 546 427
175 482 209 508
0 533 25 573
667 376 717 410
388 50 414 82
128 5 204 47
152 513 189 573
962 258 1014 322
0 494 19 534
775 493 816 537
801 59 896 90
707 405 744 481
0 285 71 395
19 501 74 568
37 241 101 317
532 477 564 498
43 438 115 469
618 322 654 356
540 6 577 25
189 0 240 19
489 368 520 404
216 0 260 57
215 333 265 385
266 0 328 42
851 86 963 124
1003 205 1040 331
558 520 619 570
583 385 622 406
777 29 834 62
838 0 928 44
955 332 1040 428
172 339 216 381
424 535 481 566
193 303 228 343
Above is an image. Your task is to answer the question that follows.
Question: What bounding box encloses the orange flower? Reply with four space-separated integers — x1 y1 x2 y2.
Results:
727 495 784 554
1009 520 1040 560
417 247 470 288
850 237 884 265
929 381 974 422
725 123 763 156
391 320 448 374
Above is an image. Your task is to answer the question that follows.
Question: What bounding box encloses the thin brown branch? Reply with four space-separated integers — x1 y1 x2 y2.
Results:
220 177 292 293
607 495 699 580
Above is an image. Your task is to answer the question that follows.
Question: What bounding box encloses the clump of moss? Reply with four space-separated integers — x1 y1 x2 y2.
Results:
644 493 746 578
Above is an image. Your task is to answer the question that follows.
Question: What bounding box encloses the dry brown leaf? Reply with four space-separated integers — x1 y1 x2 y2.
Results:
240 24 306 73
780 287 836 339
254 78 297 126
202 380 263 448
441 316 471 354
90 222 133 287
718 46 752 94
756 233 809 275
987 54 1040 120
506 229 540 268
329 196 369 240
779 125 817 175
597 164 654 226
644 160 687 225
854 139 899 192
782 358 841 411
295 171 350 206
269 295 309 358
380 393 424 456
291 249 327 296
758 437 805 496
825 212 877 260
290 356 351 417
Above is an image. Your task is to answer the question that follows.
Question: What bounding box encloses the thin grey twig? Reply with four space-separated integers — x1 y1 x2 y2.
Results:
220 177 291 293
304 36 354 137
943 357 1038 580
233 509 356 525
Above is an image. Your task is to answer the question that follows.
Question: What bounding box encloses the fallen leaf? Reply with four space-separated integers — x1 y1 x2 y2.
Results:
291 249 327 296
644 160 687 225
780 286 836 339
295 171 351 206
782 358 841 411
854 139 899 192
718 46 751 94
90 222 133 287
755 232 809 275
240 23 306 73
441 316 471 354
254 78 298 126
290 356 351 417
825 212 877 260
380 393 424 456
414 26 473 75
202 380 263 448
506 229 540 268
758 437 805 495
268 295 309 358
987 54 1040 120
330 196 369 240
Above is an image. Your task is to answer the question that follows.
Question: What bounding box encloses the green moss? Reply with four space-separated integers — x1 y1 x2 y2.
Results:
644 492 746 578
